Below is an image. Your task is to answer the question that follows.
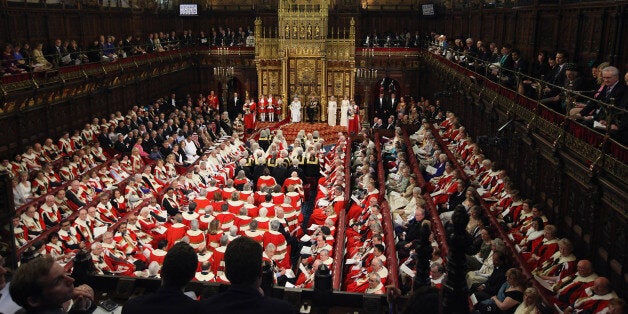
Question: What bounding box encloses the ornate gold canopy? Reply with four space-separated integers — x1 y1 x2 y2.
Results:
254 0 356 121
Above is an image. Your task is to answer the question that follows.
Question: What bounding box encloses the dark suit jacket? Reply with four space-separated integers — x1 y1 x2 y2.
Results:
389 97 398 114
512 58 528 74
98 133 114 149
581 83 626 118
122 286 200 314
271 165 289 186
200 285 296 314
446 191 466 211
228 97 244 119
375 97 387 119
549 64 567 87
483 265 507 296
114 140 131 153
65 189 86 207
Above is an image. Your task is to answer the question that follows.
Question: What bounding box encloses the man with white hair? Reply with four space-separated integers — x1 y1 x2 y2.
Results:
147 261 161 279
39 195 61 227
365 273 385 294
576 66 625 127
186 219 205 251
74 208 94 243
263 220 289 262
66 180 87 208
346 257 388 293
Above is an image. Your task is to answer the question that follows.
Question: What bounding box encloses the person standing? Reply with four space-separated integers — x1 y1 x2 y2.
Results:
327 96 337 126
229 92 243 122
340 95 350 127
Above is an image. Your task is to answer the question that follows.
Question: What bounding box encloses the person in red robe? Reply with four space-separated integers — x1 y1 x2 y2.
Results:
347 101 360 134
165 214 188 249
244 106 256 134
563 277 618 314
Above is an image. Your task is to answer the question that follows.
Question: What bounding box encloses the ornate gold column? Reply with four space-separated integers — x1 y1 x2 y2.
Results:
255 18 263 100
281 49 289 115
321 56 327 122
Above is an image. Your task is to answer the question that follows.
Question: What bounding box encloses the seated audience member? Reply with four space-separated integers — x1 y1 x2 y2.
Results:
513 287 542 314
10 255 95 313
20 206 44 238
200 236 296 314
122 242 200 314
554 259 598 307
430 263 447 289
532 238 576 283
474 267 525 313
469 250 509 295
563 277 618 314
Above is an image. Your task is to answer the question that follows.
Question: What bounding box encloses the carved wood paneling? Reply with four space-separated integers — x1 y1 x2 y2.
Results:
536 14 557 52
26 12 48 45
483 14 495 41
514 11 533 47
579 10 603 63
0 117 20 156
558 9 579 55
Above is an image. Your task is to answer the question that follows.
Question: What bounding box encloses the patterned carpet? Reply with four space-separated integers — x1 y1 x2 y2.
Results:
254 122 347 144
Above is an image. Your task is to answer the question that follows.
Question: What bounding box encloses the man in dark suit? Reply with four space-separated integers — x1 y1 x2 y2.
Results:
503 48 529 89
385 115 396 130
114 134 131 153
389 93 398 115
200 237 296 314
286 162 304 181
270 159 289 187
372 117 383 129
540 51 570 109
166 92 178 113
471 251 509 299
47 38 65 67
97 125 114 149
227 92 243 121
375 92 387 120
445 182 466 212
122 242 200 314
146 33 156 53
578 66 625 128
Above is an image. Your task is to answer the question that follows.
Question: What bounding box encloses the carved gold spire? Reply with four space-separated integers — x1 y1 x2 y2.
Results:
255 0 355 121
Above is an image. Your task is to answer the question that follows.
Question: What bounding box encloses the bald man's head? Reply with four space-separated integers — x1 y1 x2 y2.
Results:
577 260 594 277
593 277 611 295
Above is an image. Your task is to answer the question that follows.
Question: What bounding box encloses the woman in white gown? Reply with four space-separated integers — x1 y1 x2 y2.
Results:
340 95 350 127
290 96 302 122
327 96 337 126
